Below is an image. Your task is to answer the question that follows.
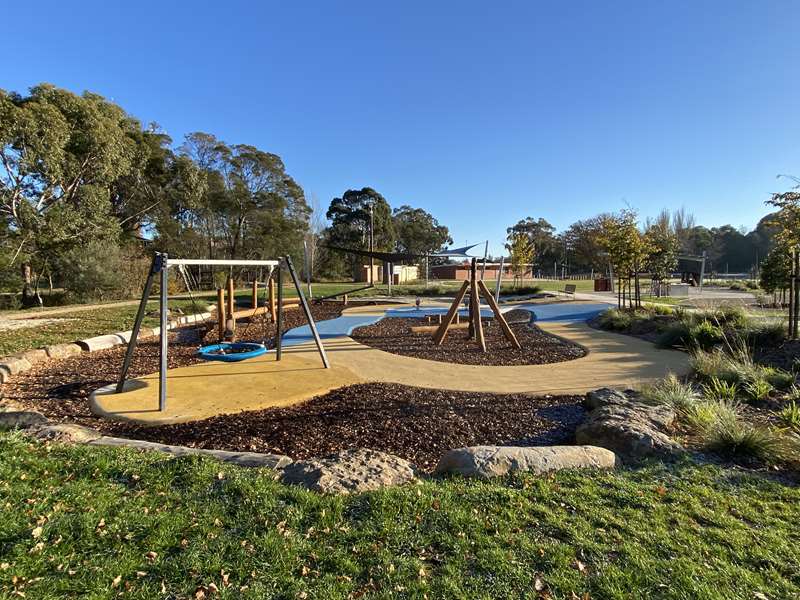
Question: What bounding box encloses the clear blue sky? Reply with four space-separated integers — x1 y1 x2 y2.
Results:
5 1 800 255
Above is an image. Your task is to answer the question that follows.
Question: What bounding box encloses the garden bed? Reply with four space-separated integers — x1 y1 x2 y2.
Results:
350 309 586 366
96 383 586 471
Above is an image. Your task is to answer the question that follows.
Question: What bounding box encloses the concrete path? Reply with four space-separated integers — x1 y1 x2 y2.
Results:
91 300 689 424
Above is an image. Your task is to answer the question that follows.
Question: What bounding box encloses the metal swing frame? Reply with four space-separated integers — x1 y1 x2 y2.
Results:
115 253 329 412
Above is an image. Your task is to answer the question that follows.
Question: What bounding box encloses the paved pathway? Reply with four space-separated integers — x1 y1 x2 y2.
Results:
92 300 689 424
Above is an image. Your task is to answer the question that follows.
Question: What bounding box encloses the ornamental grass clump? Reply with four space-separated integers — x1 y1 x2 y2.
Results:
641 373 699 413
703 409 787 463
701 377 738 402
779 401 800 433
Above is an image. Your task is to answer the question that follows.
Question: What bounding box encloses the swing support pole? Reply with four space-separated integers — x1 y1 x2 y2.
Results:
115 253 162 393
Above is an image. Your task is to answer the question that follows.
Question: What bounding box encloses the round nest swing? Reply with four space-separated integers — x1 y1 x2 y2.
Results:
197 342 267 362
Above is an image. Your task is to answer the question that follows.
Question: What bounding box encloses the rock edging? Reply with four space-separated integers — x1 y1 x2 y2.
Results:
0 311 212 384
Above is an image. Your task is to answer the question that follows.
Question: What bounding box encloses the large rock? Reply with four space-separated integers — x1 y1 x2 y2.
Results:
31 423 103 443
0 410 49 428
436 445 617 479
576 389 682 460
281 448 417 494
89 436 291 469
44 343 83 360
0 355 33 382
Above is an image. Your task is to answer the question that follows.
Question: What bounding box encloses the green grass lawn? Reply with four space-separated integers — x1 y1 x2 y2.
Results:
1 431 798 599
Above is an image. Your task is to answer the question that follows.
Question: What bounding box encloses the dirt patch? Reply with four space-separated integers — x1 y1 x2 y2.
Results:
101 383 586 471
350 309 586 366
2 302 348 424
0 316 77 333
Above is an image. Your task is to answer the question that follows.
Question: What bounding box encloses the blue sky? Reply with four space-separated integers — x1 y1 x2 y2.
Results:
4 1 800 255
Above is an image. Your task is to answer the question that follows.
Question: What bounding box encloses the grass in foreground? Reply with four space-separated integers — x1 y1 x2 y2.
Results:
1 432 799 599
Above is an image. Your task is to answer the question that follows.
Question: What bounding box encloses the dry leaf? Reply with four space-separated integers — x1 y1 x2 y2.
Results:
534 576 546 591
31 527 42 539
111 575 122 588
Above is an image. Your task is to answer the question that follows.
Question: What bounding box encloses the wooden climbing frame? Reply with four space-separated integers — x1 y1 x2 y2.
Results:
431 257 520 352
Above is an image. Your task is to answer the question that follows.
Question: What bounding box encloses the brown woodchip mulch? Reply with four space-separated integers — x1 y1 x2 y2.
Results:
350 309 586 366
4 303 587 470
101 384 586 471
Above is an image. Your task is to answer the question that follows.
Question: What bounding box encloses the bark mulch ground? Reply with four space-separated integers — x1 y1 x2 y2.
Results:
350 309 586 366
5 302 586 470
103 383 586 471
3 302 347 424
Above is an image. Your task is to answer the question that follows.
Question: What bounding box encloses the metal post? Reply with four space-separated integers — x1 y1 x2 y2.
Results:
116 254 160 393
369 204 374 285
495 255 504 303
303 239 313 299
480 240 488 280
699 251 707 294
285 255 330 368
159 253 169 412
276 263 283 361
793 248 800 339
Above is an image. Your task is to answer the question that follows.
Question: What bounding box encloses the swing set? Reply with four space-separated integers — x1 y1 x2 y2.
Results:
115 253 329 413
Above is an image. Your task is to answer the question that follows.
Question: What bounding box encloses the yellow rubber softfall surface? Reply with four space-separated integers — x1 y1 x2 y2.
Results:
90 348 363 425
91 302 690 424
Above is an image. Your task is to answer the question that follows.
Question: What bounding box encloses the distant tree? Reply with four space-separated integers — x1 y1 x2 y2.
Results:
505 217 558 269
508 232 534 286
562 216 608 273
324 187 396 279
392 205 452 257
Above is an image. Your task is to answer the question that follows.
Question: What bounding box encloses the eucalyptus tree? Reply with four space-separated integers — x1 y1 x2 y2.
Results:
0 84 141 303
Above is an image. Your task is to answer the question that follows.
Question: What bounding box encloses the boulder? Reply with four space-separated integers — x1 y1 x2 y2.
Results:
44 343 83 360
88 436 291 469
576 391 682 460
436 445 617 479
281 448 417 494
584 388 630 410
17 349 48 366
0 410 49 428
0 355 33 382
31 423 102 444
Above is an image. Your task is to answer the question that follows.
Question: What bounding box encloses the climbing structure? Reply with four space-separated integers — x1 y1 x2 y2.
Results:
431 257 521 352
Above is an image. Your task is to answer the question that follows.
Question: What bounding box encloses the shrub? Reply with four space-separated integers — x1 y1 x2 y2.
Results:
656 322 691 349
689 320 725 350
701 377 738 401
780 401 800 433
743 378 774 402
683 399 740 432
596 309 633 331
703 411 786 463
641 373 699 412
739 318 787 348
763 367 794 391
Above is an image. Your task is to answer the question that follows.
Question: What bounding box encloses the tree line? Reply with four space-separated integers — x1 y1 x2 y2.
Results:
505 207 778 281
0 84 452 305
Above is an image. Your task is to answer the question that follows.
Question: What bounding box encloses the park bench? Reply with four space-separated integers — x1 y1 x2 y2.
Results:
561 283 577 298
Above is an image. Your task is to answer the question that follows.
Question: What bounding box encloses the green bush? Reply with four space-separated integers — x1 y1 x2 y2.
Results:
656 322 691 348
689 320 725 350
780 401 800 433
57 242 150 302
701 377 738 401
739 318 787 348
683 399 740 432
703 411 786 463
641 373 699 412
744 378 774 402
596 308 634 331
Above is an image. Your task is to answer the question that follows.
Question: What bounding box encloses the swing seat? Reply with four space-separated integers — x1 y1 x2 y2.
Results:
197 342 267 362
